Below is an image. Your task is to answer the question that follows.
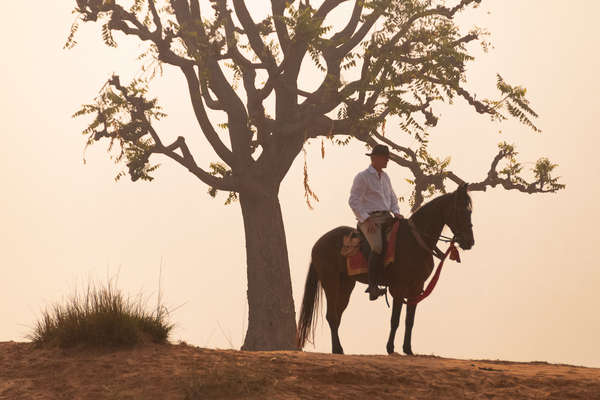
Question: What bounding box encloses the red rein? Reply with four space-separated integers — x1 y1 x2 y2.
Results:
403 241 460 305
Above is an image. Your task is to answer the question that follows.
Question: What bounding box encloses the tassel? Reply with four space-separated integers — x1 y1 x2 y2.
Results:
449 242 461 263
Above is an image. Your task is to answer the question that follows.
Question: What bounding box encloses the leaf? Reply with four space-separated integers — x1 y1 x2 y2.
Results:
64 18 80 49
101 22 117 48
302 148 319 209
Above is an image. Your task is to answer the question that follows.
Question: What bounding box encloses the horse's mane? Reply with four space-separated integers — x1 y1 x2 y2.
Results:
410 191 472 221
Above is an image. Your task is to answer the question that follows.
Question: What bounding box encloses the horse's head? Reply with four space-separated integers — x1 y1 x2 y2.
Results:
445 183 474 250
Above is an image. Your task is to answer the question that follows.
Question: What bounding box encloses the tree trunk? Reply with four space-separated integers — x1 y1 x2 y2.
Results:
239 185 297 351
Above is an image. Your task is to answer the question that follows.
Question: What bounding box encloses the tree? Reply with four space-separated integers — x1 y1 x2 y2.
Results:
66 0 563 350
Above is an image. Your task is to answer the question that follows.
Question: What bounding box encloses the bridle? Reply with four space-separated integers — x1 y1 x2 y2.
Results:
407 191 471 259
448 190 473 245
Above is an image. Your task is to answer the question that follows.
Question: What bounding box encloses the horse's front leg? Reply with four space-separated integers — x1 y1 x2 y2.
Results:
386 298 402 354
403 303 417 355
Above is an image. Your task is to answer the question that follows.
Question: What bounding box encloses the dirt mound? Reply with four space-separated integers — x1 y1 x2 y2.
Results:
1 341 598 399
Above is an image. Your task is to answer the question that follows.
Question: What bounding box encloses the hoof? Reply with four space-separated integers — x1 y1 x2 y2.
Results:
403 347 414 356
386 344 394 355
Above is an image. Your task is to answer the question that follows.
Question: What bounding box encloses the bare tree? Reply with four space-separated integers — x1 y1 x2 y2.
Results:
67 0 563 350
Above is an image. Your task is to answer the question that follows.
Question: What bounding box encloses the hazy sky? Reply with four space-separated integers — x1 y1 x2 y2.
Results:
2 2 599 368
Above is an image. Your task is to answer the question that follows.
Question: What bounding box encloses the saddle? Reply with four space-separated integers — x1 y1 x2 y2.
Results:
341 219 401 276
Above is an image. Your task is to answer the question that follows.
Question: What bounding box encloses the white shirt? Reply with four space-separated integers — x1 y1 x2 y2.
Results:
349 165 401 223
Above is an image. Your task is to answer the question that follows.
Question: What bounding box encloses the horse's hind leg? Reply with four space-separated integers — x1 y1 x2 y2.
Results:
386 298 403 354
402 303 417 355
323 275 355 354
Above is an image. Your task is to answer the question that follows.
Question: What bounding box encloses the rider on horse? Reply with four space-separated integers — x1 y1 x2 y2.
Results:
349 144 404 301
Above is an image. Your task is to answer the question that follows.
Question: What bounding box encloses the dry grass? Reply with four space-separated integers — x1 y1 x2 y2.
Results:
29 279 172 348
182 363 273 400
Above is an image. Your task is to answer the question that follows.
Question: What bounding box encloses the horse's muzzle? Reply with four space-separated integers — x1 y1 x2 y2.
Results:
459 240 474 250
456 235 474 250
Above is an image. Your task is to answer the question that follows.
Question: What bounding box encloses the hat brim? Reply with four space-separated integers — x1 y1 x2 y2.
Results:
365 152 390 157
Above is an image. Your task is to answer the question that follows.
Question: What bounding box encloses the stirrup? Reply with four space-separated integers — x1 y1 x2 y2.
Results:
366 285 386 301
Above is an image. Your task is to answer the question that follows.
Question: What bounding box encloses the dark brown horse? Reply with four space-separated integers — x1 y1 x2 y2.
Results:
297 184 474 355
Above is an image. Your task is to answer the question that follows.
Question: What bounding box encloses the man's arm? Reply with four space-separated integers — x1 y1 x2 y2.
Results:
389 179 403 218
349 173 370 223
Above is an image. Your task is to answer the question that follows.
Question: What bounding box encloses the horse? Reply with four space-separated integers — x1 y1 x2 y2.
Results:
296 183 474 355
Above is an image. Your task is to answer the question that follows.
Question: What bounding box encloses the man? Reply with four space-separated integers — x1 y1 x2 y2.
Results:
349 144 404 300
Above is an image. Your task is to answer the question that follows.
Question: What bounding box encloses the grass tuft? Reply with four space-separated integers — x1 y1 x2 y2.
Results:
30 279 172 348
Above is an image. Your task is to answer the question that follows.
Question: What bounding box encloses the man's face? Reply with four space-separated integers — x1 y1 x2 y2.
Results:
371 154 389 170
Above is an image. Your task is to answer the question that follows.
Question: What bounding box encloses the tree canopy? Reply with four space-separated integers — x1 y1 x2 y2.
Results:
69 0 563 209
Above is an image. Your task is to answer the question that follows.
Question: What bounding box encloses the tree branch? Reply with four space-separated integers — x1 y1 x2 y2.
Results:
271 0 291 53
334 10 381 58
329 0 363 44
199 76 225 110
232 0 277 71
419 73 494 114
166 4 253 164
314 0 348 22
190 0 200 19
448 148 561 195
214 0 258 71
85 74 236 190
105 5 193 67
154 133 237 191
147 0 162 34
180 66 236 166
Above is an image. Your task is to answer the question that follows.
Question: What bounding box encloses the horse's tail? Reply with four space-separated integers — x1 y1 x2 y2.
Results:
296 261 322 349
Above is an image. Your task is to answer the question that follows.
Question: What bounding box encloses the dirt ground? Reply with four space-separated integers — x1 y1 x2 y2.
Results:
1 341 599 399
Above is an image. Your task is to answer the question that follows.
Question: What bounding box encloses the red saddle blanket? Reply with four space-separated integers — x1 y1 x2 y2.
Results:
346 221 400 276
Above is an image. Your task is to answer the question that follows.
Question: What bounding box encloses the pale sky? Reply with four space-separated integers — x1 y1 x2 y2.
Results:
1 2 599 368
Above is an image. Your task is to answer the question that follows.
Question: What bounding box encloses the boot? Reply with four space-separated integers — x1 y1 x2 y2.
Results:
366 252 386 301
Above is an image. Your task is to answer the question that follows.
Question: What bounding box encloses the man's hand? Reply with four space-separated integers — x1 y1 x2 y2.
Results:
394 213 405 220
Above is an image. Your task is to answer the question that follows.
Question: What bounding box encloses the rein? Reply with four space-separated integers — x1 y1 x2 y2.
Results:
399 218 461 305
382 194 468 307
406 219 448 259
401 240 460 305
437 234 454 243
